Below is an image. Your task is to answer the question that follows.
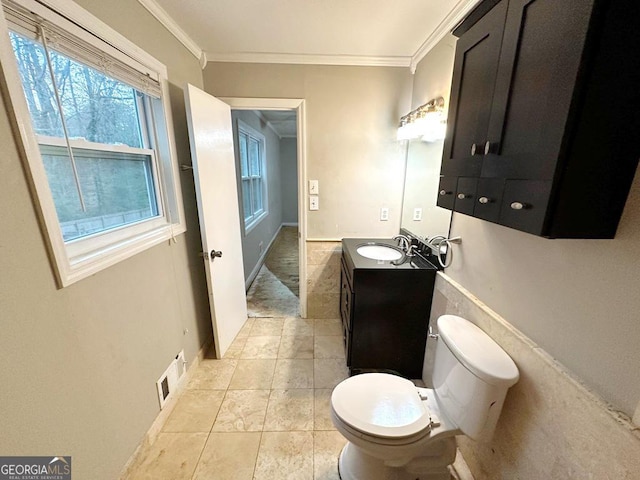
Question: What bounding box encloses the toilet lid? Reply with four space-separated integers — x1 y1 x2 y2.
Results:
331 373 431 439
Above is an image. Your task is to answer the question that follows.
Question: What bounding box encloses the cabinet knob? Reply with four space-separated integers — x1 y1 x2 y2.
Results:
471 143 477 155
478 196 490 204
510 202 529 210
439 189 451 196
457 193 469 200
484 141 492 155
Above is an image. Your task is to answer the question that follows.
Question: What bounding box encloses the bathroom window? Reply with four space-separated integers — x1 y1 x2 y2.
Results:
0 0 185 287
237 119 267 232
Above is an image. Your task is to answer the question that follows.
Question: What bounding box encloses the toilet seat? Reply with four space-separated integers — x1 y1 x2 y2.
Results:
331 373 432 443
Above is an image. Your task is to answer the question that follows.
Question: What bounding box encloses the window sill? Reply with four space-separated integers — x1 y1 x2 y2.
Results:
59 221 185 287
244 210 267 236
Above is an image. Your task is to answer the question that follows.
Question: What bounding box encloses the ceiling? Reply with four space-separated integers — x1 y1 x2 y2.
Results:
140 0 479 70
257 110 297 138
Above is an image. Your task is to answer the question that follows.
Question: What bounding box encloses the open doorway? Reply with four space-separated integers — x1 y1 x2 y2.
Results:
223 98 307 318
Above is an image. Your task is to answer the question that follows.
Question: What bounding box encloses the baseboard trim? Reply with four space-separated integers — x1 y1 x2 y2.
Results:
118 340 213 479
245 223 296 290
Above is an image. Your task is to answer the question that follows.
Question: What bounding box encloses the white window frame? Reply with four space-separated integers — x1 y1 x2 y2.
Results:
0 0 186 287
237 119 268 234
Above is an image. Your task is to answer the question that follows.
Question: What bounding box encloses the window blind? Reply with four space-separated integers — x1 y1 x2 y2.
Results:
2 0 162 97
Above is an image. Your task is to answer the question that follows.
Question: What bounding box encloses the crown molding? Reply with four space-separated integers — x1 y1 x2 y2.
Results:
137 0 477 72
205 52 411 68
410 0 480 73
137 0 206 68
254 111 284 139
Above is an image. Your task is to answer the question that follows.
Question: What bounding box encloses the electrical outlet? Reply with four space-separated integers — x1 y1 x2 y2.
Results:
413 208 422 221
380 207 389 221
310 195 319 210
309 180 319 195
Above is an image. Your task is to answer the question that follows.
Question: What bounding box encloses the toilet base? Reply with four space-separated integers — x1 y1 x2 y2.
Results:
338 441 455 480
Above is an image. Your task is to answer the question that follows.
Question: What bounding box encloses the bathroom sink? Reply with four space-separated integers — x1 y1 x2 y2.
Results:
356 244 403 261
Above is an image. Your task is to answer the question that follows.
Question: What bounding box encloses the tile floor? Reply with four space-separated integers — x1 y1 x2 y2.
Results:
125 316 349 480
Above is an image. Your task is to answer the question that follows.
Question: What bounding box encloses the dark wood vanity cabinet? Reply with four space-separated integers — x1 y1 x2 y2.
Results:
438 0 640 238
340 240 436 379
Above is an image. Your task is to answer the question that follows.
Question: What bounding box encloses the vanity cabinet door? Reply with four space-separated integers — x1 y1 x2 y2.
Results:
339 257 354 365
481 0 595 181
440 0 507 178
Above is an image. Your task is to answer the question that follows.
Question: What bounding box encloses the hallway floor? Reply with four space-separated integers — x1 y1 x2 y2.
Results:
247 226 300 317
124 317 349 480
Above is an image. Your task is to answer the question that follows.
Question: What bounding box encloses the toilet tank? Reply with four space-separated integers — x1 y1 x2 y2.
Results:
432 315 519 441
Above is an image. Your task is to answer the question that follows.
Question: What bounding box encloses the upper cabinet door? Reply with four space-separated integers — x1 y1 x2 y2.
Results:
441 0 507 177
481 0 595 180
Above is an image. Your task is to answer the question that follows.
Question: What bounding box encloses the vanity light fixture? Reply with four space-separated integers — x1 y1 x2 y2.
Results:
397 97 446 142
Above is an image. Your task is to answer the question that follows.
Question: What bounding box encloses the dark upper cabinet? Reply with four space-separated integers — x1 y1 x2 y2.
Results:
441 0 507 177
440 0 640 238
482 0 594 180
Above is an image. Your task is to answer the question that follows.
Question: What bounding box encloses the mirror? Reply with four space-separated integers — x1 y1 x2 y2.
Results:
400 138 452 240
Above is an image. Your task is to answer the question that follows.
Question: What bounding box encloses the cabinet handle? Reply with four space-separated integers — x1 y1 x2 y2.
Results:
478 196 491 204
471 143 477 155
510 202 529 210
439 189 452 196
484 141 492 155
457 193 470 200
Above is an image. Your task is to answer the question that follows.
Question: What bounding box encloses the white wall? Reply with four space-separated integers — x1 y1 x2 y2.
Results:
203 63 413 240
0 0 210 478
280 137 299 225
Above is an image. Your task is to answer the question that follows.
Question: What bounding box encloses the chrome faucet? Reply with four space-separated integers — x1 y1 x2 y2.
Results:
393 234 411 253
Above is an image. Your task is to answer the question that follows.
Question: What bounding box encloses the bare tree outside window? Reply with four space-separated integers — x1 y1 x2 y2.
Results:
10 31 158 240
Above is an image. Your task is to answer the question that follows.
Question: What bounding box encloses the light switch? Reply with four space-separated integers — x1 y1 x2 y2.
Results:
413 208 422 221
309 195 319 210
309 180 319 195
380 207 389 221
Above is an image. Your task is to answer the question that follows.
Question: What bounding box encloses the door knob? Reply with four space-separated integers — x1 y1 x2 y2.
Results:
210 250 223 260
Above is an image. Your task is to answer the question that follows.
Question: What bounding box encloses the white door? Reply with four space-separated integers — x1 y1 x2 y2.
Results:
184 84 248 358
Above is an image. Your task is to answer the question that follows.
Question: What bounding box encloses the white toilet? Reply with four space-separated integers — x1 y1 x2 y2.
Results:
330 314 519 480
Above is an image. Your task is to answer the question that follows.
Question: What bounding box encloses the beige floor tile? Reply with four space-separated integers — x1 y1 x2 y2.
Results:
272 359 314 389
250 317 285 336
264 389 314 431
228 359 276 389
241 335 281 359
314 359 349 389
125 432 207 480
282 317 314 336
222 336 247 359
314 431 347 480
212 389 270 432
314 319 342 336
236 318 255 338
187 359 237 390
314 389 336 431
278 335 314 359
162 390 225 433
254 431 314 480
192 432 261 480
314 335 345 359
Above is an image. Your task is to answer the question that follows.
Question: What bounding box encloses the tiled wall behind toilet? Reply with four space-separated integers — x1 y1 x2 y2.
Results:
430 273 640 479
306 242 341 319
